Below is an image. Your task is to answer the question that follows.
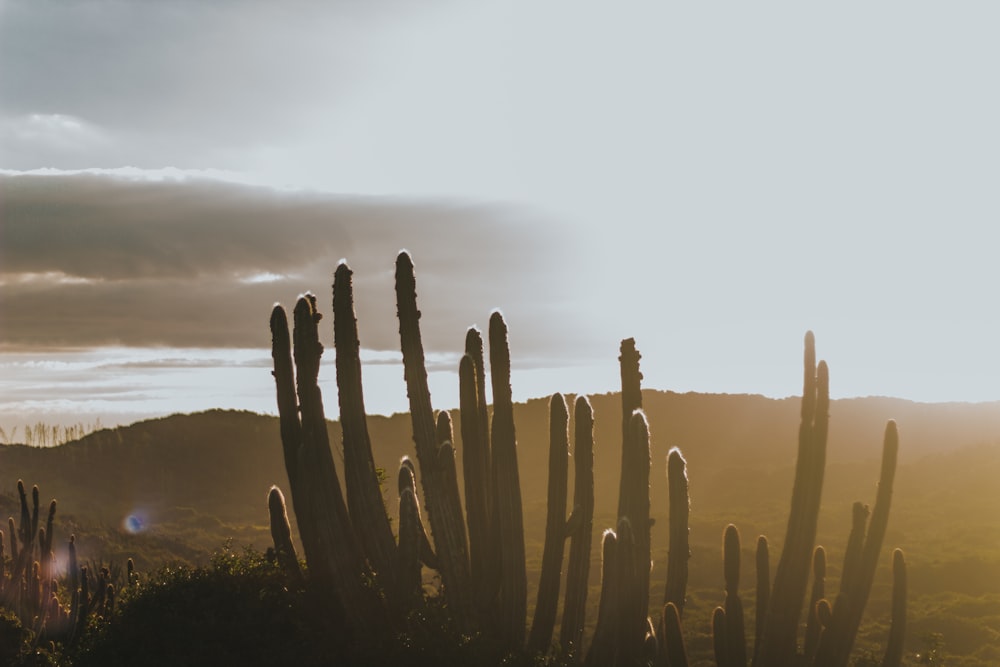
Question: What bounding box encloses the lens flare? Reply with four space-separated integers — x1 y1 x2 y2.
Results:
124 514 146 534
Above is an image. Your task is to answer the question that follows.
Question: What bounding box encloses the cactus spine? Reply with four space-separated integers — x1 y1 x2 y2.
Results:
560 396 595 662
528 393 570 654
333 262 398 590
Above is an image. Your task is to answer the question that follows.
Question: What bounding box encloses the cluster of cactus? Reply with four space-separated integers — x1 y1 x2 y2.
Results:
0 481 115 648
267 252 907 665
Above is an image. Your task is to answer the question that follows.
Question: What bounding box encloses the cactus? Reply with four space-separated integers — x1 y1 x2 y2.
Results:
723 524 748 667
269 295 381 627
662 602 690 667
488 310 528 646
560 395 595 662
615 517 645 665
333 261 398 590
267 486 303 587
434 411 475 630
881 549 906 667
396 471 424 604
664 447 690 614
814 421 899 667
756 331 829 666
395 251 477 631
459 350 491 613
713 605 728 667
619 409 652 632
528 393 570 654
803 546 826 665
398 457 438 571
753 536 769 664
585 529 618 667
616 338 643 522
260 256 910 666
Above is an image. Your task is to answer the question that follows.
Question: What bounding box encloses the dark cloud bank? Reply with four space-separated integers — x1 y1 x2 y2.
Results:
1 173 597 360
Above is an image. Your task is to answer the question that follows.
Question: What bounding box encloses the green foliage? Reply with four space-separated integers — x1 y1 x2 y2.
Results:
73 544 323 667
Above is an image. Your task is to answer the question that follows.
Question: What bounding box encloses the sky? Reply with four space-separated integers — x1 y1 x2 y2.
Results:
2 1 1000 438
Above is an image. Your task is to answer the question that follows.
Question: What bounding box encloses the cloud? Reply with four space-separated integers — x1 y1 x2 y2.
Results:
0 1 438 171
0 172 599 360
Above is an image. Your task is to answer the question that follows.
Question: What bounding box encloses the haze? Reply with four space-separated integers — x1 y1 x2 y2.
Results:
2 2 999 434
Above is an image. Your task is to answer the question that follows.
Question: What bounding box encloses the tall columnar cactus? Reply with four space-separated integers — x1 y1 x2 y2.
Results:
619 409 652 629
617 337 643 522
814 421 899 667
753 536 769 664
664 447 690 614
395 252 475 629
333 261 398 589
723 524 748 667
615 517 645 666
881 549 906 667
756 331 829 666
270 295 379 627
585 529 618 667
459 351 491 610
560 395 595 662
434 411 475 629
488 310 528 646
528 393 570 654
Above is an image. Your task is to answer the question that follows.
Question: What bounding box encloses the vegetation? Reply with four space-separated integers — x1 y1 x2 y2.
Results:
263 252 908 665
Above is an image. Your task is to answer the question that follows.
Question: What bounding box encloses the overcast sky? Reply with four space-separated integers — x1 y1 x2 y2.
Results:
3 1 1000 435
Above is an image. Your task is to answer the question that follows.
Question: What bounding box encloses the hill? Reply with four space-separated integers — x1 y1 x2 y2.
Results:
1 391 999 663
